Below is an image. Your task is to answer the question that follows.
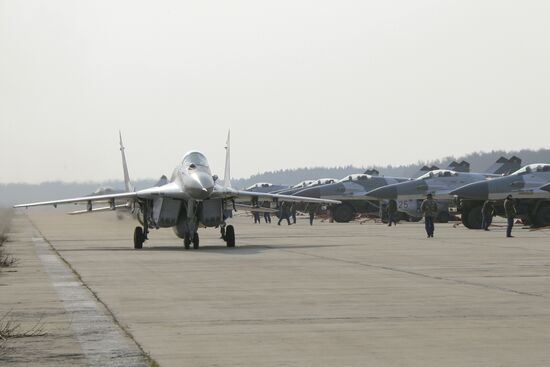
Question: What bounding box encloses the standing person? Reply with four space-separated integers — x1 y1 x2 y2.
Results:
481 200 495 231
278 202 291 226
504 195 517 238
263 201 271 223
253 211 261 224
421 193 438 238
290 203 297 224
387 199 398 227
308 204 316 226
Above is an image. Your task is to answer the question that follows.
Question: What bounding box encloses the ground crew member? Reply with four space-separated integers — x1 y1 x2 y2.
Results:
504 195 517 238
308 205 316 226
387 199 398 227
481 200 495 231
421 193 437 238
262 201 271 223
253 211 261 224
278 202 292 226
291 203 297 224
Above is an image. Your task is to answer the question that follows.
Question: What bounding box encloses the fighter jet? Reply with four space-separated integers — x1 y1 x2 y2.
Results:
450 163 550 228
245 182 289 193
294 174 410 222
365 169 489 222
14 132 340 250
273 178 337 196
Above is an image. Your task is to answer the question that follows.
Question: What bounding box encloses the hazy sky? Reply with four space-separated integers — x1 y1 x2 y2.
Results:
1 1 549 183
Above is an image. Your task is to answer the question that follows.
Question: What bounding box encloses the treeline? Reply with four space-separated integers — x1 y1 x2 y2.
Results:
2 148 549 206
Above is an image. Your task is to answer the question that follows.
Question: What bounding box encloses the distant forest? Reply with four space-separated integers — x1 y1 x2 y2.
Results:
2 148 549 206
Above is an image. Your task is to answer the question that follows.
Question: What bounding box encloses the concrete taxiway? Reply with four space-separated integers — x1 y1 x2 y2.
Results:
3 210 550 366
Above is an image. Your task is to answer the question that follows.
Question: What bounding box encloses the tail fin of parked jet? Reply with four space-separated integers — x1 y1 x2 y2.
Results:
119 131 134 192
485 156 522 175
224 130 232 188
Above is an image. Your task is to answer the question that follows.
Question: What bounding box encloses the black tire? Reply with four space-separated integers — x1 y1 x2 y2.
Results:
133 227 144 250
436 211 450 223
462 206 482 229
192 232 199 249
332 204 355 223
184 233 191 250
535 205 550 227
225 225 235 247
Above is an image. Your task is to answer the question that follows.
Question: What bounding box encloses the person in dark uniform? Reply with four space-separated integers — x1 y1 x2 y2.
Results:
504 195 517 237
290 203 297 224
387 199 398 227
481 200 495 231
262 201 271 223
253 211 261 224
308 204 316 226
420 193 437 238
278 202 292 226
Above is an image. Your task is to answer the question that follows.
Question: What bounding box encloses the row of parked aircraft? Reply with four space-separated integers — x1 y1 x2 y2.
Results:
246 156 550 229
14 133 550 249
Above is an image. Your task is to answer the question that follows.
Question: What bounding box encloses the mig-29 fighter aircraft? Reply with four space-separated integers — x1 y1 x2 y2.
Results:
450 163 550 228
14 132 340 250
366 169 492 222
294 174 410 222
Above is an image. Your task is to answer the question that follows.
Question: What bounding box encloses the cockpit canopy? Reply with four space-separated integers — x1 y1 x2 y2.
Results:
418 169 458 180
339 174 371 183
182 151 209 169
293 180 315 188
512 164 550 175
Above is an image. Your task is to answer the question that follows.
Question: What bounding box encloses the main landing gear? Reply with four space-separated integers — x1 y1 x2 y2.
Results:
183 232 200 250
224 225 235 248
134 204 149 250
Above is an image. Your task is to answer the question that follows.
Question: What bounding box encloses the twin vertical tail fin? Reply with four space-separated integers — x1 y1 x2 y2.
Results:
224 130 231 188
119 131 134 192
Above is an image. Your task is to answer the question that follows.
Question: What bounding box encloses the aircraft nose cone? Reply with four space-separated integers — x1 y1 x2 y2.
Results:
188 173 214 199
450 181 489 200
367 185 398 199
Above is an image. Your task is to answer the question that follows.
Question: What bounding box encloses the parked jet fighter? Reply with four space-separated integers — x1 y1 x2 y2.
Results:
273 178 337 196
245 182 289 193
450 163 550 228
14 132 340 249
366 170 489 222
295 174 410 222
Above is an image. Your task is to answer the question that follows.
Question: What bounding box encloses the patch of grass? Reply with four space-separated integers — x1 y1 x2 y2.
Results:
0 311 47 347
0 209 17 270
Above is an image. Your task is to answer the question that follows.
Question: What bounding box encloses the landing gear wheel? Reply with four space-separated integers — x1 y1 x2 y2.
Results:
225 225 235 247
133 227 144 250
461 206 482 229
184 233 191 250
332 204 355 223
535 205 550 227
192 232 199 249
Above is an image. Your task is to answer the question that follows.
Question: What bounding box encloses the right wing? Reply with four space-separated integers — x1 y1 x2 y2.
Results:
14 192 139 209
14 182 185 209
212 187 341 205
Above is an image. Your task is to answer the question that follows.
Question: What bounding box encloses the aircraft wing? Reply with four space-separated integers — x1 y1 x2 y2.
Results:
213 187 341 205
14 182 184 209
14 192 139 209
